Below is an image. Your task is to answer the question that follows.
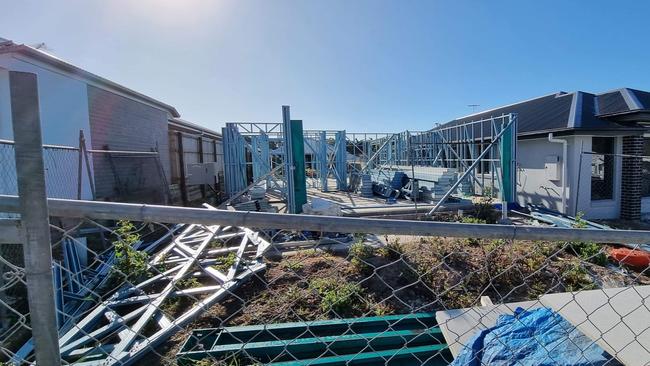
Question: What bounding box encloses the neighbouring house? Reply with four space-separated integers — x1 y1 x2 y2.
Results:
0 37 222 204
168 117 223 205
439 89 650 220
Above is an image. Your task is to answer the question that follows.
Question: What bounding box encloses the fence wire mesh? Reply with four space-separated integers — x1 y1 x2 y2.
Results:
1 201 649 365
0 141 80 199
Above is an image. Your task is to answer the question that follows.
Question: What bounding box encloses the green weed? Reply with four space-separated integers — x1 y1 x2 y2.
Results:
348 242 374 272
377 239 404 260
112 220 149 281
309 278 364 316
563 263 596 292
213 252 237 273
281 260 304 272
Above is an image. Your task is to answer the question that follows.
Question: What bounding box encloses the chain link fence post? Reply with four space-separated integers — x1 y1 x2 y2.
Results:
10 71 61 365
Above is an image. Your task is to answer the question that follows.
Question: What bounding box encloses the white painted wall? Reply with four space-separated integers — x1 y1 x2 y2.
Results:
516 135 622 220
516 137 565 213
566 135 590 217
0 55 94 199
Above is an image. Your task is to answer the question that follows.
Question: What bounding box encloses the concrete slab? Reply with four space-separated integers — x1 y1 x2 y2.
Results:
436 286 650 365
435 300 541 357
539 286 650 366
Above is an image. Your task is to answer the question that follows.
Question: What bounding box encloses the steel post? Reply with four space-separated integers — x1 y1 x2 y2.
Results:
9 71 62 365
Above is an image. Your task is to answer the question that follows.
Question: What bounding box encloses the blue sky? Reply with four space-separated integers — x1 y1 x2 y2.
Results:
2 0 650 132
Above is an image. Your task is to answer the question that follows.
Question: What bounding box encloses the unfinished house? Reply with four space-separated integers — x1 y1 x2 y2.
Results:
221 91 650 221
0 38 222 204
437 89 650 220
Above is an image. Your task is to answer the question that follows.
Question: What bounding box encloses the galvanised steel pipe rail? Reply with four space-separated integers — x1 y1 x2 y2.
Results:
1 195 649 244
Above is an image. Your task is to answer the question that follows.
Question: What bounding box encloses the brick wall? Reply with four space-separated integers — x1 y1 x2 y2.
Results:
621 135 644 220
87 86 171 203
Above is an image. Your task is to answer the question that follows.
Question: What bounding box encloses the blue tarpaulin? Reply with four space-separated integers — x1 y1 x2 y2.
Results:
451 307 618 366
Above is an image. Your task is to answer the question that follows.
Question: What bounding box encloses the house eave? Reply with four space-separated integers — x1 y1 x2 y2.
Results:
168 118 222 140
596 110 650 122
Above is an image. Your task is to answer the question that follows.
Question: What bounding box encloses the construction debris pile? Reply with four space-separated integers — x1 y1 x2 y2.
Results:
12 205 272 365
232 185 277 212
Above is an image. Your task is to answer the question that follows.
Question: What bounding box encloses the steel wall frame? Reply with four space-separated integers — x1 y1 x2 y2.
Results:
349 114 517 200
221 114 517 211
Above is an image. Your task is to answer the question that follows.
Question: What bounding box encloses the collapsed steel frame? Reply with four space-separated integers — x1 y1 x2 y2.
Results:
222 112 518 214
12 206 272 365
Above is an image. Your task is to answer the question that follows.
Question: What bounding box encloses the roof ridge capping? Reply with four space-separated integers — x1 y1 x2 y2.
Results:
567 91 583 128
621 88 643 110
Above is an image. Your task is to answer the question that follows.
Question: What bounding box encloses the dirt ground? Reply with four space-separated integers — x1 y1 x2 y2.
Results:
148 233 650 365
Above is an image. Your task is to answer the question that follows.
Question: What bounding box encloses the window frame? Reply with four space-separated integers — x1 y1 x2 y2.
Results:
642 136 650 198
590 136 616 201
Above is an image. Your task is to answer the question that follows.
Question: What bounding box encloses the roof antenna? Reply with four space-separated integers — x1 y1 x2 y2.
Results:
468 104 480 113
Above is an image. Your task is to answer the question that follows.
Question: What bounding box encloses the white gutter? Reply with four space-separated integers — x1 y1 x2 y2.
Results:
548 133 568 213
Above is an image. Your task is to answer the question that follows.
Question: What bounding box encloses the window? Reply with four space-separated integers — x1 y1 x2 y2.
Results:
641 137 650 197
591 137 615 200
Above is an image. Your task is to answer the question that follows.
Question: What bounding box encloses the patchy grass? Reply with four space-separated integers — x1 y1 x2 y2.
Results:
280 260 304 272
376 238 404 260
309 278 364 316
459 216 487 224
149 235 650 365
562 262 597 292
348 242 374 272
567 241 608 266
177 277 202 290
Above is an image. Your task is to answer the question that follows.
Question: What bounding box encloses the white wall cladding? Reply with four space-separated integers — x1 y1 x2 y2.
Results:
0 55 92 148
0 57 94 199
516 138 565 213
516 135 622 220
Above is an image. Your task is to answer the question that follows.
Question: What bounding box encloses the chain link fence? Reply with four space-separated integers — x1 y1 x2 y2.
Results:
1 196 649 365
0 140 80 200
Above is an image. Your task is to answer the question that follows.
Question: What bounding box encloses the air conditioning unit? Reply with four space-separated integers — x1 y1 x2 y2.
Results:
187 162 219 185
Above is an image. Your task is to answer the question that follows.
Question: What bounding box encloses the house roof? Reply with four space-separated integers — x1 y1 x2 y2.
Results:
434 88 650 138
0 39 180 117
168 117 221 140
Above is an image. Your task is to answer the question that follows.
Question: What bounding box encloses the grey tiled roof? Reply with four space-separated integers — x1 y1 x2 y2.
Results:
434 88 650 137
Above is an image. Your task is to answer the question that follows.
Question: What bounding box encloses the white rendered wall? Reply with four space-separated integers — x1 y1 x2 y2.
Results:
516 137 565 213
516 135 622 220
0 55 94 199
